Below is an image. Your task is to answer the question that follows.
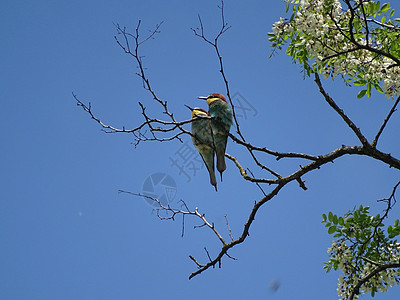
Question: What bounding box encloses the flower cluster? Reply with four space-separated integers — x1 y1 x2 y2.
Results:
322 206 400 299
269 0 400 98
327 239 400 299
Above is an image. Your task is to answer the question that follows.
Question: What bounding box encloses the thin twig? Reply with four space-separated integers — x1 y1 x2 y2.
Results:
314 73 370 146
118 190 226 245
247 168 267 196
225 153 276 184
224 215 234 241
372 95 400 147
76 1 400 283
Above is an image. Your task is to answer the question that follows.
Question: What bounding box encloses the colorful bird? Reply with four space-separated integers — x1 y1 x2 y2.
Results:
198 93 233 180
186 105 217 191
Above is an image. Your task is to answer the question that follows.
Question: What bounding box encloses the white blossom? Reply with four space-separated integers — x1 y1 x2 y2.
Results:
273 0 400 98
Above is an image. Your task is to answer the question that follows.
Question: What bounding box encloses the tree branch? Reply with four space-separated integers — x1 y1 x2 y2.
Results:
349 261 400 300
75 1 400 284
118 190 227 246
372 95 400 147
314 73 370 146
343 0 400 67
225 153 276 184
191 1 247 143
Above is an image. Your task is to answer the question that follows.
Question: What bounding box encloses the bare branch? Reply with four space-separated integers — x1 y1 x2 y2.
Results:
228 133 319 161
74 92 195 146
75 1 400 284
372 95 400 147
191 1 248 142
113 21 191 142
225 153 277 184
189 142 400 278
247 168 267 197
377 179 400 219
119 190 227 245
204 247 213 263
189 255 203 268
224 215 234 242
74 93 139 134
314 73 370 146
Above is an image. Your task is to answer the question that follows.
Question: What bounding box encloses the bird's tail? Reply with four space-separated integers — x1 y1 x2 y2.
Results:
216 150 226 181
210 171 218 192
202 152 218 192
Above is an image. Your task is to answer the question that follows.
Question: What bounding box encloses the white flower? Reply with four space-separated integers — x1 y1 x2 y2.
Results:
276 0 400 97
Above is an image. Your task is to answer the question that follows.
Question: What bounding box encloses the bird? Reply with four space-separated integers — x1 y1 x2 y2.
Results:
198 93 233 180
186 105 218 191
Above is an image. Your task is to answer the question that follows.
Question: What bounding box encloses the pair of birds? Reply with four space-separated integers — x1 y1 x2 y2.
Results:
187 93 233 191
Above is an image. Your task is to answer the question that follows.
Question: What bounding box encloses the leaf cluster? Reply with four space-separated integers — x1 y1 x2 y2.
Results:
269 0 400 98
322 206 400 298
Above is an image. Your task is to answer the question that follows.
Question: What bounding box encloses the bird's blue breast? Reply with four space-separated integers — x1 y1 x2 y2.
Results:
209 100 233 129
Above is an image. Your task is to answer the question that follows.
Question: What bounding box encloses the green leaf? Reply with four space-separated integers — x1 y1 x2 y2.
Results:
357 90 367 99
322 213 327 222
375 84 384 94
381 3 390 13
353 79 367 86
332 259 339 270
367 82 372 97
328 211 333 222
391 226 400 238
324 262 332 273
333 215 338 225
395 18 400 22
338 217 345 226
328 226 337 234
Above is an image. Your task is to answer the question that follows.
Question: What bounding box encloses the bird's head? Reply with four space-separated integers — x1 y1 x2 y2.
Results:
185 105 209 118
198 93 227 105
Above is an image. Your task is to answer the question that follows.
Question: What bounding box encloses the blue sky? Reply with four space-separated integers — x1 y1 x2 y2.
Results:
1 0 399 299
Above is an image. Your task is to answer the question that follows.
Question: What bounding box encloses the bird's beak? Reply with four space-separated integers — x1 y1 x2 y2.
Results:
184 104 194 111
197 96 208 100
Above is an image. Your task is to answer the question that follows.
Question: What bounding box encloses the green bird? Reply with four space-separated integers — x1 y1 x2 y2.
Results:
198 93 233 180
187 106 218 191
